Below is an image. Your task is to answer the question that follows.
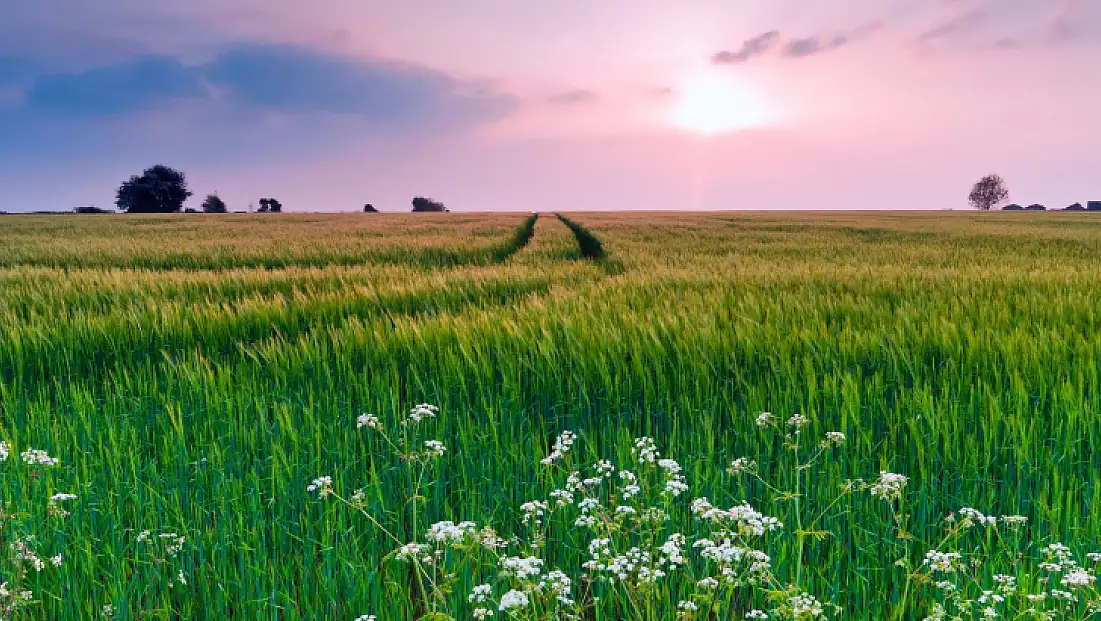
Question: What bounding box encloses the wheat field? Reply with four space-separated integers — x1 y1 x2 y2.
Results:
2 211 1100 620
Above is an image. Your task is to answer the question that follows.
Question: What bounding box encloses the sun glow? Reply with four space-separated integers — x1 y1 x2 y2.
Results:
669 71 774 136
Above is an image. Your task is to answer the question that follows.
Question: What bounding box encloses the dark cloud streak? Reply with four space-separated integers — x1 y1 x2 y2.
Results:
8 44 518 128
711 30 780 65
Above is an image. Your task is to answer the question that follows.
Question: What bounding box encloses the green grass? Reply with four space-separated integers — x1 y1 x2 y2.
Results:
1 211 1100 619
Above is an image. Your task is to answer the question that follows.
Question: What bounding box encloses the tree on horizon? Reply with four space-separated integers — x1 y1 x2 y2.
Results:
968 174 1009 211
202 194 228 213
115 165 192 213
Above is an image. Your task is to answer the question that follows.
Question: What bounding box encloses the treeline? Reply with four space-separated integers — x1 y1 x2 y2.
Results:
968 174 1099 212
71 165 453 214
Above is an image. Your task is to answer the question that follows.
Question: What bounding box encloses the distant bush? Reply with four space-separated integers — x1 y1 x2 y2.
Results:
258 198 283 213
411 197 447 212
116 165 192 213
202 194 228 213
364 203 379 213
184 208 199 213
73 206 114 214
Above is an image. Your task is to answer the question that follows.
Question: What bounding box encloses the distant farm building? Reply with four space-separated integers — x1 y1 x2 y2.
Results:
1065 202 1085 211
1025 204 1046 211
1002 203 1023 210
1089 201 1101 211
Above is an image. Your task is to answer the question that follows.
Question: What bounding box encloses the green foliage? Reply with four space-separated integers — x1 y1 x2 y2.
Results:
202 194 228 213
115 165 192 213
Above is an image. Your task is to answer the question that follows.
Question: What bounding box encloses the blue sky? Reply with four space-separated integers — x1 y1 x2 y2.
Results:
2 0 1100 212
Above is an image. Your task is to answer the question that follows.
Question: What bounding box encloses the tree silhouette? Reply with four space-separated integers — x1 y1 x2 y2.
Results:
202 194 228 213
363 203 379 213
116 165 192 213
411 197 447 212
968 174 1009 211
257 198 282 213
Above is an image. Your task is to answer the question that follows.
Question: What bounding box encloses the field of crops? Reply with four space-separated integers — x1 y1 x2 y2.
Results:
2 211 1100 620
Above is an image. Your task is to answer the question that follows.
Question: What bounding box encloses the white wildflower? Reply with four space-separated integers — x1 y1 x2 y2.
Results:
499 556 543 579
1062 570 1096 588
499 589 530 611
541 431 577 465
395 543 432 564
923 550 963 572
633 437 659 463
423 440 446 457
786 414 810 429
356 413 381 430
426 520 476 546
306 476 334 497
728 457 756 474
520 501 548 525
869 471 908 501
408 403 439 424
20 448 59 467
469 583 493 603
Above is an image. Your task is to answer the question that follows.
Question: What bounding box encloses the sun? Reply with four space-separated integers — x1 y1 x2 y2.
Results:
669 71 773 136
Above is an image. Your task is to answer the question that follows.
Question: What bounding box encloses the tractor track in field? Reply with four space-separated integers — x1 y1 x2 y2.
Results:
555 213 624 274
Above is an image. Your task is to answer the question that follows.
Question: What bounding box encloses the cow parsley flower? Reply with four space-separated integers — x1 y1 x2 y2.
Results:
356 413 381 430
469 583 493 603
426 521 476 546
306 476 333 497
20 448 59 467
869 471 908 501
499 589 529 611
407 403 439 424
541 431 577 465
424 440 446 457
923 550 963 572
395 542 432 563
786 414 810 429
499 556 543 579
728 457 756 474
1062 570 1096 588
958 507 997 527
633 437 659 463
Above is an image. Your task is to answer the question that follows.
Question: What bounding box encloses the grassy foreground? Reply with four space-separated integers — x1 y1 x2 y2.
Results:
1 211 1100 619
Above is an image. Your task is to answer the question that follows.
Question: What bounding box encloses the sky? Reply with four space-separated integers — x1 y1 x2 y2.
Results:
1 0 1099 212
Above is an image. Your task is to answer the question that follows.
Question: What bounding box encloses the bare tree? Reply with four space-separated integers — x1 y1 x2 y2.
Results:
968 174 1009 211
